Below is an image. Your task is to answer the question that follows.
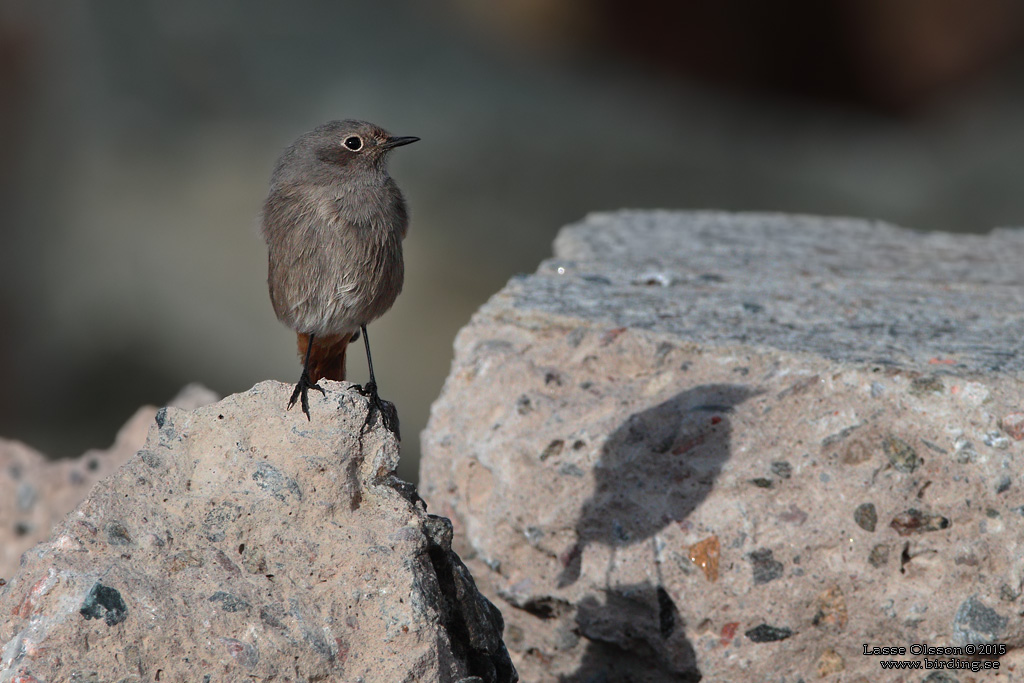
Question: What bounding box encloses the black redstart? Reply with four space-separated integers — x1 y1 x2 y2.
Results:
260 119 418 431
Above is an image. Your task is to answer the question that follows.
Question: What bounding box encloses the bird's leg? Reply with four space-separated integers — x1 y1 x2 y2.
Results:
288 333 326 420
356 324 400 438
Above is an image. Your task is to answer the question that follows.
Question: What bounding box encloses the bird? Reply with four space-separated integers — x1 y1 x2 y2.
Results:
260 119 418 431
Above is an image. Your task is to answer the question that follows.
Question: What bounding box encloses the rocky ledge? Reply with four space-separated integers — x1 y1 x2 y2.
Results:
0 381 516 682
420 211 1024 681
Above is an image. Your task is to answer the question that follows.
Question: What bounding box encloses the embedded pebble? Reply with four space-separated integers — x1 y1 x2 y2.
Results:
953 439 977 464
909 376 944 397
890 509 950 536
883 435 921 473
1000 413 1024 441
853 503 877 532
748 548 784 585
745 624 793 643
816 648 844 677
984 431 1010 450
688 536 721 582
952 596 1008 645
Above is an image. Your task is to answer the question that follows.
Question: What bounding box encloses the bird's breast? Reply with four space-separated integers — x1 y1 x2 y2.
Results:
265 181 407 335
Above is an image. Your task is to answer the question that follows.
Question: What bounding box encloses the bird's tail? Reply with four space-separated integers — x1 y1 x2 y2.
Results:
297 332 352 382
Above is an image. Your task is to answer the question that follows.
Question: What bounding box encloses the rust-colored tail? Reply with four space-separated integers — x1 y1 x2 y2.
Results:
297 332 352 382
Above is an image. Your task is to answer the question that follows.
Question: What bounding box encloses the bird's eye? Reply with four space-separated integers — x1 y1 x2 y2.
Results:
344 136 363 151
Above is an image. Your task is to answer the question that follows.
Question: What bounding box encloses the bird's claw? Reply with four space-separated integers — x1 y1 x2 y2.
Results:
288 372 325 420
357 380 400 439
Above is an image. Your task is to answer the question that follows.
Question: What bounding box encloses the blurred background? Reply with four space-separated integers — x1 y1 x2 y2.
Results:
3 0 1024 483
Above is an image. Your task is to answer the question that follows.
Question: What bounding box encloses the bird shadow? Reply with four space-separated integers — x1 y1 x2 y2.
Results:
564 586 700 683
556 383 757 682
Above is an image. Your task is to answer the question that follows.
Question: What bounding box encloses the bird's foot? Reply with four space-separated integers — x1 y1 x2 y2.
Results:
356 380 400 439
287 372 326 420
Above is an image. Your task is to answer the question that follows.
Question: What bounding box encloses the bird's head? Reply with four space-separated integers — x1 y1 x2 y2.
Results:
272 119 419 186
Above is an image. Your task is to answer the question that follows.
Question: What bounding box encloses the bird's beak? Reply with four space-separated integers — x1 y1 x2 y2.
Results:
381 135 420 150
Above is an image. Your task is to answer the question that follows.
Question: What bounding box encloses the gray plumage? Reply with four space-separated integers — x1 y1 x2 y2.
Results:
261 119 412 338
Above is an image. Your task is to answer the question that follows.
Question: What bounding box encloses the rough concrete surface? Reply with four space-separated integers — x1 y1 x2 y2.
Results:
0 381 515 682
0 384 218 582
420 211 1024 681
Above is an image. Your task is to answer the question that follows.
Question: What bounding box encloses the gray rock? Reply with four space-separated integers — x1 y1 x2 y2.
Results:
420 211 1024 681
748 549 784 585
0 381 515 682
853 503 878 532
952 595 1008 645
543 211 1024 374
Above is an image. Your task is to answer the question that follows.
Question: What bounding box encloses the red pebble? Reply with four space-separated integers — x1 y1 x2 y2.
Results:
720 622 740 646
